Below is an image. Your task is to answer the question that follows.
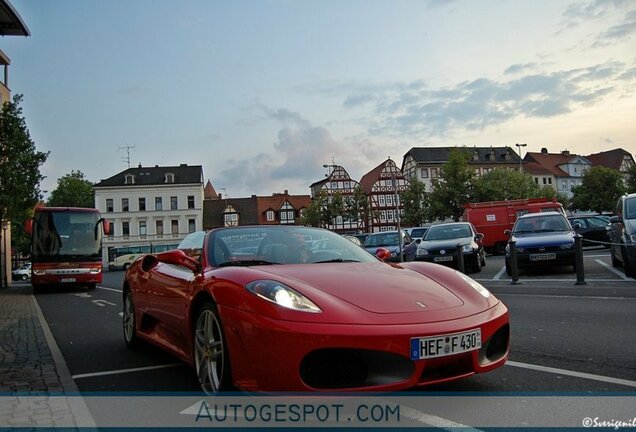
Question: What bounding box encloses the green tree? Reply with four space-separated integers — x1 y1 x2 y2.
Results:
345 186 370 232
427 148 476 222
0 94 49 286
47 170 95 208
570 166 626 214
300 191 332 228
400 177 428 227
626 164 636 194
473 168 545 202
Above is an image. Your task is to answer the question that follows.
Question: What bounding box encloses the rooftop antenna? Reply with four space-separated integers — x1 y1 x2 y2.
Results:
118 144 136 168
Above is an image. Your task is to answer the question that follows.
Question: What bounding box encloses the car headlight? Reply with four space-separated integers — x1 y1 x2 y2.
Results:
559 243 574 250
33 269 46 276
456 271 490 298
245 280 321 313
416 248 429 256
462 244 474 253
89 267 101 274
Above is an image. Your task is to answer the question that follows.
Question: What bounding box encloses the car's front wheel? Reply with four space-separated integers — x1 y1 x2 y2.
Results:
194 303 232 394
21 274 28 281
123 290 139 348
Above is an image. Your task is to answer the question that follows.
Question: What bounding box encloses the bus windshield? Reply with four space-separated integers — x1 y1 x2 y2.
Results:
32 210 102 263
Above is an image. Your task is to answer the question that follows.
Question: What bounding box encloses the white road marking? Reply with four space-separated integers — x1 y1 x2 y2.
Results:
496 293 635 300
595 259 631 280
92 299 117 307
493 265 506 280
506 361 636 388
74 293 92 298
97 286 122 293
72 363 184 380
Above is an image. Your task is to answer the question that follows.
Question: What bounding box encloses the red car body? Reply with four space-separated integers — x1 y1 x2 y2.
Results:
123 226 509 393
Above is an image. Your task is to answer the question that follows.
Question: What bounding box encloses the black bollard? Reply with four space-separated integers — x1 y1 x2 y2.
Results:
574 233 587 285
456 243 465 273
508 239 521 285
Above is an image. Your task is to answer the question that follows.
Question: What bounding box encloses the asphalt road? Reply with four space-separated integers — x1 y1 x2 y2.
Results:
34 248 636 394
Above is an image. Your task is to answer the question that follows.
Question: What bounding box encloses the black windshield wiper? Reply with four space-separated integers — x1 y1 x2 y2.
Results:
218 260 280 267
313 258 360 263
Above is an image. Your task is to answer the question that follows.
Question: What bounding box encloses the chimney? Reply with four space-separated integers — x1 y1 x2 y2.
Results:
284 190 289 195
218 193 222 199
541 148 548 154
138 163 142 168
562 150 570 156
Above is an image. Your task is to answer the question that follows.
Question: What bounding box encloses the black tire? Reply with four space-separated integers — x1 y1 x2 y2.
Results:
123 290 139 349
193 303 232 394
21 274 28 281
611 249 621 267
123 263 130 271
623 248 636 278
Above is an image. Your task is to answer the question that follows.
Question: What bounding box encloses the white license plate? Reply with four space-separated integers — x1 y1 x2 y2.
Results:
411 329 481 360
60 277 76 283
529 253 556 261
434 256 454 262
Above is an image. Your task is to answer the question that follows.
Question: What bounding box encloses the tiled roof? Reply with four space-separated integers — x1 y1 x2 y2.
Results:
204 180 218 199
586 148 633 171
523 152 578 177
94 164 203 187
403 146 521 164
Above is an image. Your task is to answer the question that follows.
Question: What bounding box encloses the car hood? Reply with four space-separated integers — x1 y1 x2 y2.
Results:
513 231 574 247
254 262 464 315
418 238 472 249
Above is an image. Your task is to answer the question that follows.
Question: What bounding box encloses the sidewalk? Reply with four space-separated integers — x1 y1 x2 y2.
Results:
0 283 94 427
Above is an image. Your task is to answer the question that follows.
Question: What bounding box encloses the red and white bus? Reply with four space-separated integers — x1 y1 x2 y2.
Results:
25 207 110 290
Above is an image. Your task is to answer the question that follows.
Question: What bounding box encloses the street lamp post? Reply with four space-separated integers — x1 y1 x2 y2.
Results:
515 143 527 172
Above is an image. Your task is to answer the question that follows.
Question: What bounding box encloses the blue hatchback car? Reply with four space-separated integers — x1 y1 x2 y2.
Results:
505 212 576 274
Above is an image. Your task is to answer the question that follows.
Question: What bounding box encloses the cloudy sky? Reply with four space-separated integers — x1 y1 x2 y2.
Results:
5 0 636 197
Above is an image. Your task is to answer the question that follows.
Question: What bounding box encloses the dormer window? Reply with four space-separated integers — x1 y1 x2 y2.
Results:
489 150 496 161
473 151 479 161
124 174 135 184
165 173 175 183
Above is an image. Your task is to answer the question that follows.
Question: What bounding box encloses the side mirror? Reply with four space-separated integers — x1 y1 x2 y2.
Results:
23 219 33 235
609 216 620 223
415 239 421 244
572 222 581 230
504 229 512 237
375 247 392 262
475 233 484 241
157 250 202 273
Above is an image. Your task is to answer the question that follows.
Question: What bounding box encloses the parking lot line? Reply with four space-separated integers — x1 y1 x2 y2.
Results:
97 286 122 293
595 259 631 281
506 361 636 388
72 363 184 380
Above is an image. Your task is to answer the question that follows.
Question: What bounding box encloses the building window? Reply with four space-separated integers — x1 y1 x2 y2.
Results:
224 213 238 227
108 221 114 238
139 221 147 238
187 195 195 209
431 168 438 178
122 198 129 212
380 210 387 222
188 219 196 233
124 174 135 184
106 199 113 212
280 210 295 224
170 196 178 210
386 195 393 206
156 220 163 237
388 210 394 221
155 197 163 211
266 210 275 221
420 168 428 178
165 173 175 183
138 197 146 211
122 221 130 238
378 195 385 206
171 219 179 235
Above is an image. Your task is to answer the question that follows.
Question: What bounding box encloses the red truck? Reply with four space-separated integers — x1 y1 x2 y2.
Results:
462 198 564 255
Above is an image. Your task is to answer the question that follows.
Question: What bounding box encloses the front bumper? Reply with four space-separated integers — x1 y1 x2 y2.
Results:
513 249 575 268
219 301 509 392
415 250 479 268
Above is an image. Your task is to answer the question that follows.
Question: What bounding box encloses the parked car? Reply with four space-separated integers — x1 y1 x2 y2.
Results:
362 230 417 261
609 193 636 277
568 215 611 247
505 212 576 275
415 222 485 273
342 234 362 246
12 263 31 281
404 226 429 244
123 225 509 393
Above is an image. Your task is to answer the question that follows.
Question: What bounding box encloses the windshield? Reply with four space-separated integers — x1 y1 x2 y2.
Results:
363 232 400 247
32 210 102 263
424 224 472 241
514 215 570 234
209 226 377 266
625 198 636 220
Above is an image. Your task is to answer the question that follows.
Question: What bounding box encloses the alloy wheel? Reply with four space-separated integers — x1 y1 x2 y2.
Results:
194 308 225 394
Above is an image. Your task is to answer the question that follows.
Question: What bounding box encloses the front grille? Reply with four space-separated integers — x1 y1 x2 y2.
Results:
300 349 414 389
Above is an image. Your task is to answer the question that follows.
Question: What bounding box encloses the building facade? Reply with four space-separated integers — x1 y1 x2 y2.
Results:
401 146 522 191
359 158 409 232
203 190 311 229
523 149 591 198
308 165 363 233
94 164 204 265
